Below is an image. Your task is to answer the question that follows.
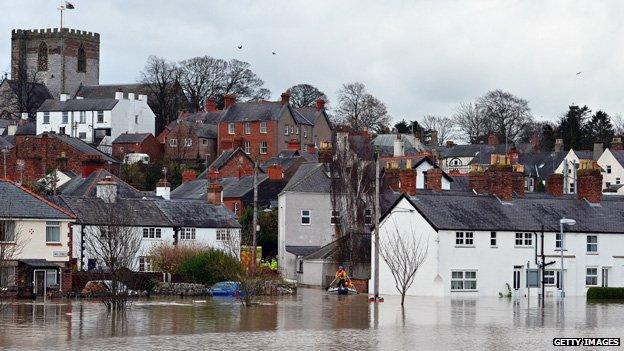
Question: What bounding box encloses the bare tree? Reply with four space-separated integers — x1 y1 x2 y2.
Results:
179 56 227 111
379 220 428 306
166 121 198 161
335 82 390 132
421 115 457 145
453 102 491 143
221 59 271 102
1 61 46 119
286 83 328 108
475 90 533 144
613 114 624 137
140 56 184 133
84 202 142 310
0 209 26 310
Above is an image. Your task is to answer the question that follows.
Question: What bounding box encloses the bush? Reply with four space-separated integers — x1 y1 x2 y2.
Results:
587 287 624 300
179 248 243 286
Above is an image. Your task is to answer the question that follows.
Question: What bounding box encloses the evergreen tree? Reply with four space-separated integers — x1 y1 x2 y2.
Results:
556 105 591 150
586 110 614 147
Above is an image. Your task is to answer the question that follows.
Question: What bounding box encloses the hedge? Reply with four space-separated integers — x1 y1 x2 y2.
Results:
587 287 624 300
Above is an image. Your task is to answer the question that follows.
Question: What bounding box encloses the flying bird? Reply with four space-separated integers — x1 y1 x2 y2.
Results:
576 71 582 76
237 45 243 49
272 52 276 55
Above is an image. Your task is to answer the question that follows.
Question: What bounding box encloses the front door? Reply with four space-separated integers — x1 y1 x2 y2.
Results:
513 266 522 291
34 270 46 296
602 268 610 287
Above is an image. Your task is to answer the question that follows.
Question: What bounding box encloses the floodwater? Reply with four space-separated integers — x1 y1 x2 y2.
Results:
1 288 623 350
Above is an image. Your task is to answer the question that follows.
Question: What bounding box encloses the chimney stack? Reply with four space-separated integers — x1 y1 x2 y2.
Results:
468 165 487 194
593 143 604 160
156 178 171 200
207 168 220 181
281 92 291 105
399 166 417 196
96 176 118 203
182 169 197 183
393 134 405 157
554 139 564 153
306 143 316 155
20 112 29 120
429 131 438 146
237 164 253 178
507 147 519 165
207 180 223 205
611 137 623 151
7 124 17 136
223 94 236 109
546 173 564 197
267 164 284 180
485 155 514 200
512 164 525 198
60 93 69 102
488 134 498 146
425 168 443 192
315 98 325 111
577 160 602 203
204 99 217 112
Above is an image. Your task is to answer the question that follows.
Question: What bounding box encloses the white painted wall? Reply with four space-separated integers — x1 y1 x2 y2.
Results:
597 149 624 191
372 197 624 297
415 162 451 190
6 218 72 263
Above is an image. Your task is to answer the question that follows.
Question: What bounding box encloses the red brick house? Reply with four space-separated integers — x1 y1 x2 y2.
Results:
163 118 218 164
206 148 258 179
112 132 162 161
5 131 120 184
217 93 332 163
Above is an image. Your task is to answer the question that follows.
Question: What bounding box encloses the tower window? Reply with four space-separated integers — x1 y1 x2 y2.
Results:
77 44 86 72
38 42 48 71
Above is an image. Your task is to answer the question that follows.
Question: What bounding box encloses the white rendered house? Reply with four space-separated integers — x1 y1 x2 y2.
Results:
36 91 155 146
597 148 624 193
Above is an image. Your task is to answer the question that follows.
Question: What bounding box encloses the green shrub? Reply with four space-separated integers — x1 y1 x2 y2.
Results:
179 248 243 286
587 287 624 300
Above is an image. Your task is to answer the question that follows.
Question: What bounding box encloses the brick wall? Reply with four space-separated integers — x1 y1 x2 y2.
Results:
112 135 162 161
218 121 277 163
425 168 443 192
547 173 564 196
217 152 255 179
485 166 514 200
577 170 602 203
223 198 243 217
399 169 417 195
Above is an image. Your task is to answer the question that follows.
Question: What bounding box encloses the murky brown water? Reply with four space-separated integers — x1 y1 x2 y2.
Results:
1 288 623 350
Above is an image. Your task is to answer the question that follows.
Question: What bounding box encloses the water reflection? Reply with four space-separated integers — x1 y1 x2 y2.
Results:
1 290 624 350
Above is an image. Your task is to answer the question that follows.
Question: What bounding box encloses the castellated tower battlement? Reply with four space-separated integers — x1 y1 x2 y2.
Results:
11 27 100 98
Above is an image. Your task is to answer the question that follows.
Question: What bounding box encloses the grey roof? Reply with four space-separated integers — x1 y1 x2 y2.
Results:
195 123 218 139
154 199 240 228
304 233 371 262
171 179 208 200
260 155 302 174
53 196 172 226
440 144 506 159
610 150 624 166
519 152 566 178
75 84 151 99
291 109 314 125
449 176 470 191
221 101 288 123
0 180 72 220
294 107 325 125
391 192 624 234
183 111 223 125
38 98 119 112
281 162 331 193
223 174 269 198
112 133 152 144
0 135 13 149
57 169 145 198
286 245 321 257
46 133 119 163
575 150 594 160
15 122 36 135
210 148 252 171
373 134 428 156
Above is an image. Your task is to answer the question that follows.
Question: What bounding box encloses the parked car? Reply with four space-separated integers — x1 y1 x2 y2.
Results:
123 153 150 165
210 281 241 297
82 280 137 297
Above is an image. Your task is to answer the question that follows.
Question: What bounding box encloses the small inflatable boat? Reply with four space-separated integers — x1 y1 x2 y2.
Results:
327 286 358 295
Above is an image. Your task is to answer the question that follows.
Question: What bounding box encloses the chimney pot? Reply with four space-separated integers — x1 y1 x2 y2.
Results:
60 93 69 102
115 91 124 100
96 176 118 203
398 168 417 196
546 173 564 197
223 94 236 109
425 168 443 192
315 98 325 111
611 137 623 151
287 138 300 151
267 164 284 180
281 92 290 105
182 169 197 182
207 180 223 205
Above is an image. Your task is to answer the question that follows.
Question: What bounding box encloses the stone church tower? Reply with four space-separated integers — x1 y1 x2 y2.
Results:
11 28 100 98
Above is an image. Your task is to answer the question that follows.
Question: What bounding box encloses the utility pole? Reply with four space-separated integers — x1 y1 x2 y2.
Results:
373 148 380 301
252 158 258 273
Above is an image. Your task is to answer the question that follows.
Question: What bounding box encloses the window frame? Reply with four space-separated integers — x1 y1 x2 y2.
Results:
451 270 477 291
606 165 612 174
244 141 250 154
97 111 104 123
543 270 557 286
142 227 162 239
586 267 598 286
301 210 311 225
180 227 196 240
259 141 268 155
455 231 474 247
244 122 251 134
43 112 50 124
260 122 267 134
515 232 533 247
586 235 598 254
62 111 69 124
169 138 178 147
0 221 16 243
138 256 153 272
216 229 230 241
228 123 236 134
284 125 290 135
45 221 61 243
490 232 497 247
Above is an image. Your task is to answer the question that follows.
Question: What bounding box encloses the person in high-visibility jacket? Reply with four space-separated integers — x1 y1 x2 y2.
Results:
335 265 349 287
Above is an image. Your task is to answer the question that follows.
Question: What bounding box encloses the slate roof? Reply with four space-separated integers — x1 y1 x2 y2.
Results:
220 101 287 123
285 245 321 257
0 135 12 149
223 174 269 198
304 233 371 262
260 155 303 175
57 169 145 198
449 176 470 191
389 192 624 234
519 152 566 178
610 150 624 166
0 180 72 220
373 134 428 156
183 111 223 125
195 123 218 139
15 122 35 135
38 98 119 112
75 84 152 100
170 179 208 200
291 109 314 125
112 133 152 144
281 162 331 193
294 107 324 125
154 200 240 228
45 133 119 163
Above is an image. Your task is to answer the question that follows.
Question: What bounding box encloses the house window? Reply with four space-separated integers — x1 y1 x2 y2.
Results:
185 138 193 147
216 229 230 241
330 210 340 225
97 111 104 123
0 266 15 287
259 141 268 154
260 122 267 133
606 182 611 188
617 178 621 185
586 267 598 286
606 165 612 174
296 126 299 135
134 115 138 124
45 221 61 243
142 228 161 239
138 257 153 272
555 233 562 249
544 270 556 285
455 232 473 246
59 126 66 135
284 125 289 135
79 111 86 123
586 235 598 253
296 258 304 273
233 202 240 216
38 42 48 71
451 271 477 291
290 126 294 134
515 232 532 247
77 44 87 72
43 112 50 124
78 132 87 140
180 228 196 240
450 158 461 166
244 122 251 134
244 141 250 154
569 183 575 193
0 221 16 242
62 111 69 124
490 232 497 247
228 123 235 134
303 128 307 138
301 210 311 225
169 138 178 147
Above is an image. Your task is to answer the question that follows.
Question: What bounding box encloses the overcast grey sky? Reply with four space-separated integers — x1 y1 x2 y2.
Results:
2 1 624 125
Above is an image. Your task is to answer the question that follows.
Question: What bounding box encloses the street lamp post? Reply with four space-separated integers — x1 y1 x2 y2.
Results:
559 218 576 298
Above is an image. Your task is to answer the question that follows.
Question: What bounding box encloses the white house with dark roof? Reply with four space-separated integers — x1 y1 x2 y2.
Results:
372 170 624 297
36 91 155 146
597 147 624 194
0 179 74 297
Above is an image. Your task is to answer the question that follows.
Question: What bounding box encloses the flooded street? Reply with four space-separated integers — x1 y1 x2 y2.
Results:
1 288 623 350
